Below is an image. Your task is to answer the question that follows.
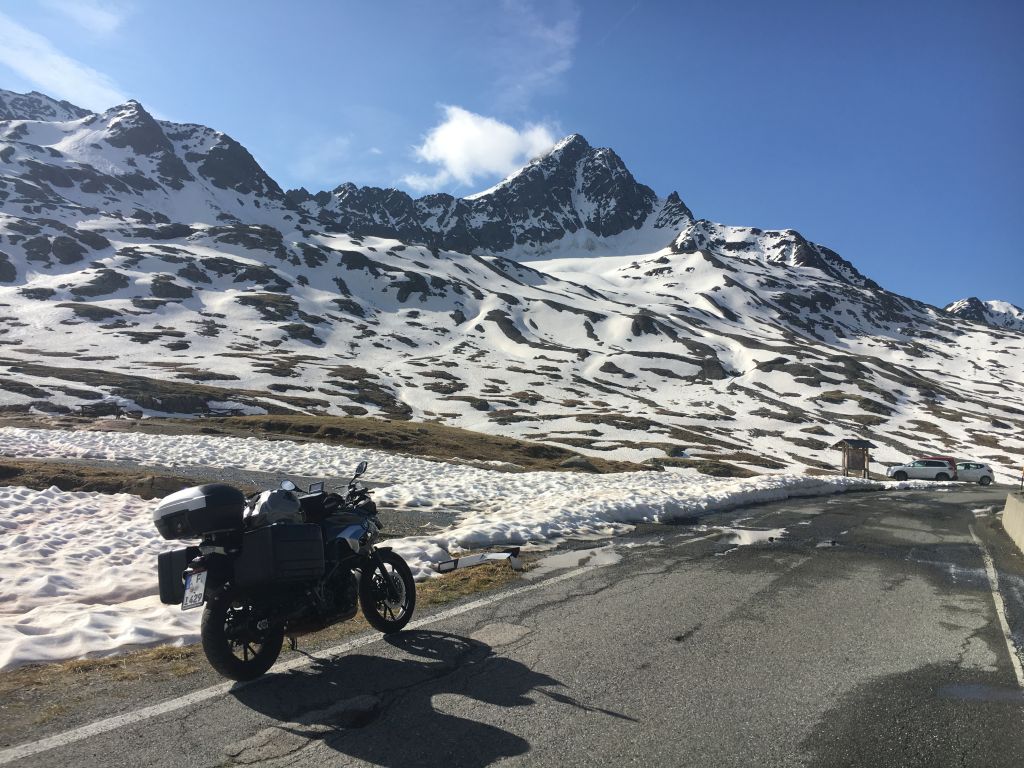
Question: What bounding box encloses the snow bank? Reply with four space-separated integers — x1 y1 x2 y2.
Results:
0 427 914 670
0 485 201 670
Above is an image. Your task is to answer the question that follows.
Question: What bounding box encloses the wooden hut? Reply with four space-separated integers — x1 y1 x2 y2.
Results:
831 439 877 478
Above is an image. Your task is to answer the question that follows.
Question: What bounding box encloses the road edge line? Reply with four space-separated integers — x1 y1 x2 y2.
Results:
969 525 1024 689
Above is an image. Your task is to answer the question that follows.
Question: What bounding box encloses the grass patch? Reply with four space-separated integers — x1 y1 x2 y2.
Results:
651 457 757 477
418 560 523 605
780 435 830 451
0 359 326 415
31 703 69 726
0 458 193 498
0 413 646 474
712 451 788 469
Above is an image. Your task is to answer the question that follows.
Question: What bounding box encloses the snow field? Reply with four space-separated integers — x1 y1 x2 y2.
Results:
0 427 921 670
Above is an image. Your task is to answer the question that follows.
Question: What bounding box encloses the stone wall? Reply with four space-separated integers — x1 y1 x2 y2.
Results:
1003 492 1024 555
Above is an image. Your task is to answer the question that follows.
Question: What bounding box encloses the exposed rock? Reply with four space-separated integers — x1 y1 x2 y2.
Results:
150 275 193 299
71 269 131 298
0 250 15 282
0 89 90 121
57 302 122 321
558 455 599 472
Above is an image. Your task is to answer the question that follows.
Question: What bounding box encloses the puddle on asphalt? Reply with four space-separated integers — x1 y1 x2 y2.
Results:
717 527 787 546
619 536 664 549
712 526 788 556
523 545 622 580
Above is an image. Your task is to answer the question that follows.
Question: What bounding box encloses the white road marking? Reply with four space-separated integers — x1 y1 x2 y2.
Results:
0 556 618 765
969 526 1024 688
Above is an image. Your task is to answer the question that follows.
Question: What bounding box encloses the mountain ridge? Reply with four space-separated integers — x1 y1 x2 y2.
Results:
944 297 1024 332
1 87 1011 314
1 88 1023 479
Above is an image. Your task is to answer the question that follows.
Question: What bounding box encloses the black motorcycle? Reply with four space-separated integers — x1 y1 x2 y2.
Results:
154 461 415 681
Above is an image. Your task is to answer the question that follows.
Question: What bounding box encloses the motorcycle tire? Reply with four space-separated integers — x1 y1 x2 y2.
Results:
201 590 284 681
360 550 416 634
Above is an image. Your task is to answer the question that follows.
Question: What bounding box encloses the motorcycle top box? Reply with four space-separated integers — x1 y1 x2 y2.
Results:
154 483 245 540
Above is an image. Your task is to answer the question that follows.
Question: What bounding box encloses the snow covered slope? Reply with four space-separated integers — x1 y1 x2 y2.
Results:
944 297 1024 332
1 89 1023 480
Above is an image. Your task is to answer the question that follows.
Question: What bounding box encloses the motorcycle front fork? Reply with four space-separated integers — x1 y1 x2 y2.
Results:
368 551 401 602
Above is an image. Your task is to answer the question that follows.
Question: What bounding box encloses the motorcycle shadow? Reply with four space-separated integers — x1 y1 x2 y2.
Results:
228 630 611 767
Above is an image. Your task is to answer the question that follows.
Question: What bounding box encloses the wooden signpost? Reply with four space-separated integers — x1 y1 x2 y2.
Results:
831 439 877 479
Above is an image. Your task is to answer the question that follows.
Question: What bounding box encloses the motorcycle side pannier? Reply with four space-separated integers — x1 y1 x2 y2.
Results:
157 546 199 604
234 523 325 587
153 484 245 540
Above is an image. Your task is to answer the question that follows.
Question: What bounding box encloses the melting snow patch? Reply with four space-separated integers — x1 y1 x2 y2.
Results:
717 527 787 546
0 427 917 669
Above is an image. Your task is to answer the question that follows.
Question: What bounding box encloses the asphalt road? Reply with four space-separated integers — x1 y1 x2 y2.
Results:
3 485 1024 767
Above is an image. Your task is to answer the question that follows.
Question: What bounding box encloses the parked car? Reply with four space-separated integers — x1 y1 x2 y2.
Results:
887 456 958 481
955 461 994 485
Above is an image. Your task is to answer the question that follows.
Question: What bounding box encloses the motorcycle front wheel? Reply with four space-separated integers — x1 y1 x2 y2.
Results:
359 550 416 634
201 590 284 681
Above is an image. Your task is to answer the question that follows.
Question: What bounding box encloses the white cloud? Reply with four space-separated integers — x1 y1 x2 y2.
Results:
404 106 557 193
43 0 131 36
0 11 127 110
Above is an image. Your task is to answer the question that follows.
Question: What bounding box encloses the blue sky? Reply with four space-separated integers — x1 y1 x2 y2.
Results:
0 0 1021 308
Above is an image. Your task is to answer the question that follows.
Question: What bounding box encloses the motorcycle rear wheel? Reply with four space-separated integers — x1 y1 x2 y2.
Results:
201 591 284 681
360 550 416 634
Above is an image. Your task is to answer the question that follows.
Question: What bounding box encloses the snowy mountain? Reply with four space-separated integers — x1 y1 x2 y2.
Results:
944 297 1024 332
1 89 1023 479
0 90 90 122
287 134 692 258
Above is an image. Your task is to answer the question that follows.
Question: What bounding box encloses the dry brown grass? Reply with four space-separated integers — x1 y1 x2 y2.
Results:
0 413 646 474
650 457 756 478
0 458 193 499
30 703 68 726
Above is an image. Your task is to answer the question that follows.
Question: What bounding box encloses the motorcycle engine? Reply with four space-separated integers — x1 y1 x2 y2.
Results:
316 570 357 618
333 571 358 613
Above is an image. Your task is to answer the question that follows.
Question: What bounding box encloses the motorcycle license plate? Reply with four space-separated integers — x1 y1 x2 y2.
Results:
181 570 207 611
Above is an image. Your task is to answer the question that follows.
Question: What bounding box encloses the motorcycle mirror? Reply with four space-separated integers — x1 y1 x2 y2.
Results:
308 481 325 493
280 479 296 492
354 461 367 478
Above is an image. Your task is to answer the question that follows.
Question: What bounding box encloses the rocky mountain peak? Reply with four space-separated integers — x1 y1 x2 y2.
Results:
290 133 681 256
195 132 286 201
0 89 92 122
672 220 879 289
102 100 174 156
944 297 1024 331
543 132 592 163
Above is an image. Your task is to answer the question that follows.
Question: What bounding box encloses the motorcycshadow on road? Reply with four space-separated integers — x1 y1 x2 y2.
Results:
228 630 635 767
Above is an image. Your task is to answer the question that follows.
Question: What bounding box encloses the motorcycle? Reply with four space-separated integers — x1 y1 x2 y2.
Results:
153 461 415 681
